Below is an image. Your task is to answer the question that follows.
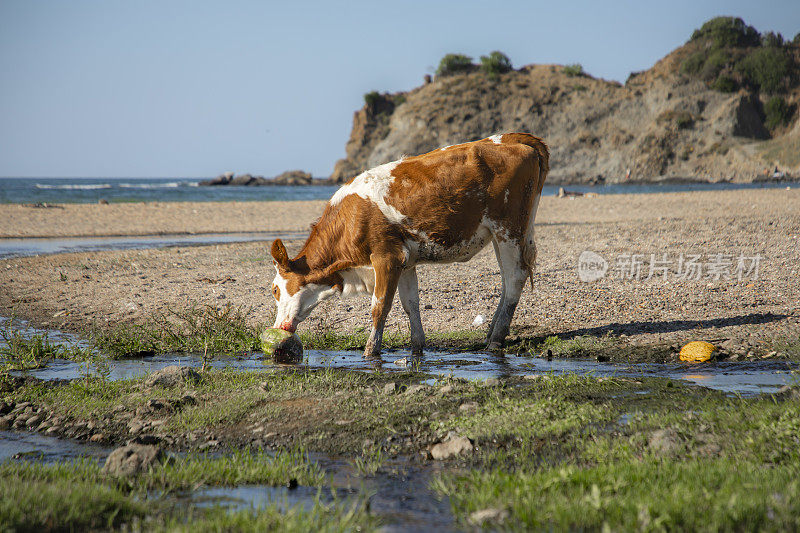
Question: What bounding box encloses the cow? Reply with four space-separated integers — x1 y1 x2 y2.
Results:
269 133 549 357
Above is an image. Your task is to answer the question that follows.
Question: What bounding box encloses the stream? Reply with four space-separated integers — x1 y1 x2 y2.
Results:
2 319 797 530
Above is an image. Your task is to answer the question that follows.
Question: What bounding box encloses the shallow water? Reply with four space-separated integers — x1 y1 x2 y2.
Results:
3 316 796 395
0 231 306 260
8 347 797 396
0 429 451 530
0 430 111 463
2 317 795 530
184 459 454 530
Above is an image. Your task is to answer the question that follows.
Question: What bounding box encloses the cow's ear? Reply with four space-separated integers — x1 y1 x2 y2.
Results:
270 239 290 271
307 260 353 284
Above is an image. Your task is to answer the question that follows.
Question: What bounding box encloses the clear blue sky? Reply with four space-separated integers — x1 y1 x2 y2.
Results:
1 1 798 178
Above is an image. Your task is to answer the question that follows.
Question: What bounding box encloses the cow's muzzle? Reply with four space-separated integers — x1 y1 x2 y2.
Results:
278 320 296 333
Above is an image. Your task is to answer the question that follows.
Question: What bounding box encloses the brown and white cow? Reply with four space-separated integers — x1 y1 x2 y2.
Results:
270 133 549 356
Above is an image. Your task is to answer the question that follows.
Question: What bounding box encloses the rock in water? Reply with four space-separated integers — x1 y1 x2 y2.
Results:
102 444 164 477
260 328 303 363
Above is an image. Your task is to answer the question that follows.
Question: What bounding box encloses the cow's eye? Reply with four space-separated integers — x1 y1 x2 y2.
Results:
272 285 280 299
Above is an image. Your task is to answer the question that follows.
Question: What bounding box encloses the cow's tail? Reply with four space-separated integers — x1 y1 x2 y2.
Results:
516 135 549 291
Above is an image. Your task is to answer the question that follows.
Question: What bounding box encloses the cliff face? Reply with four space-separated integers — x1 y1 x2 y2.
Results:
331 36 799 184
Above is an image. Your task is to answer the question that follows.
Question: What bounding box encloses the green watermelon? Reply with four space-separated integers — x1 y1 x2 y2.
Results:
260 328 303 363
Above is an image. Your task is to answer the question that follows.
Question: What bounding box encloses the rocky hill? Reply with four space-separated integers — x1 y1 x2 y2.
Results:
331 17 800 184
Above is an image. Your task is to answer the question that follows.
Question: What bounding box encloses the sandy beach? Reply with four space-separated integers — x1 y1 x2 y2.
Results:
1 188 799 354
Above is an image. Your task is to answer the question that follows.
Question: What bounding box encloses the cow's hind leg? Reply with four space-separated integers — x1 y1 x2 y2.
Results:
364 255 402 358
398 268 425 355
486 239 506 343
487 239 528 351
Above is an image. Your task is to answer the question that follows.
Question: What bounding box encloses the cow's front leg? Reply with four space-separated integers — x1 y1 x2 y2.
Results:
364 256 402 358
398 268 425 355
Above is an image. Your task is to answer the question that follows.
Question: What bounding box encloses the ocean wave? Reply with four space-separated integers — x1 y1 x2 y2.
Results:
35 183 112 190
118 181 198 189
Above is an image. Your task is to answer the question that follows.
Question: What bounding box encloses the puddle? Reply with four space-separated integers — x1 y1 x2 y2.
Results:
0 231 306 260
8 348 797 396
0 429 452 531
0 430 111 463
183 461 454 531
186 485 336 513
3 318 797 396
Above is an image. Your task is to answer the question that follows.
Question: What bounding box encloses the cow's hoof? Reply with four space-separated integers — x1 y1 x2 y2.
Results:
486 341 503 353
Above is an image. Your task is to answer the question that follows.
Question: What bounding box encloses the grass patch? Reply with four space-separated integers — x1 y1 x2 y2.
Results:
159 500 375 532
435 459 800 530
299 327 486 352
0 454 373 531
0 464 150 531
90 304 262 358
430 371 800 529
1 319 93 370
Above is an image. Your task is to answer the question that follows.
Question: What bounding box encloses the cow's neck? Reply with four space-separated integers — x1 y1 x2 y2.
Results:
296 206 359 272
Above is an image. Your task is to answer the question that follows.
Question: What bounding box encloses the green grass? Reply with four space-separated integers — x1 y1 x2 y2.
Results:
159 500 375 532
1 319 94 370
428 371 800 529
89 304 262 358
434 460 800 531
0 454 373 532
6 355 800 530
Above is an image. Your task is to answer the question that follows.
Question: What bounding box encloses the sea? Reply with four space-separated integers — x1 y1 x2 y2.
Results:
0 177 796 204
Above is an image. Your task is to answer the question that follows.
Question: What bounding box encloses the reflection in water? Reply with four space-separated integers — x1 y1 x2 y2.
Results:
10 348 797 396
4 315 797 396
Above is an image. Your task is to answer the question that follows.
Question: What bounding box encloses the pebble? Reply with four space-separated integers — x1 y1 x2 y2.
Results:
383 382 397 394
438 384 455 395
145 366 201 389
404 384 428 395
648 428 681 455
430 435 473 460
482 377 500 387
469 508 509 526
459 401 478 412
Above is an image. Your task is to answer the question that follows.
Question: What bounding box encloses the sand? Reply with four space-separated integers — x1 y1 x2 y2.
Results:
1 188 799 353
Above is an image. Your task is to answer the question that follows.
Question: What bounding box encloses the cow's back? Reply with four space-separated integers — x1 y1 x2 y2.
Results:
386 133 548 247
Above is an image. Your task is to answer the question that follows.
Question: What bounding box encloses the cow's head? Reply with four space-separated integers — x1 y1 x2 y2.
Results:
269 239 346 333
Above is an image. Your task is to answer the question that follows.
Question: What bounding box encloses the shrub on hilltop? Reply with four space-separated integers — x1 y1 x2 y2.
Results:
562 64 585 77
690 16 760 48
436 54 475 77
479 51 512 75
681 16 797 95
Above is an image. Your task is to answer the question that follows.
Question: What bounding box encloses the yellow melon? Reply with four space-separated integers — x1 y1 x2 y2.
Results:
679 341 716 362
